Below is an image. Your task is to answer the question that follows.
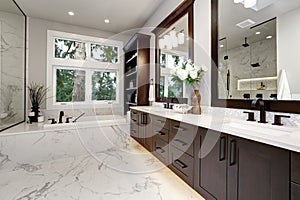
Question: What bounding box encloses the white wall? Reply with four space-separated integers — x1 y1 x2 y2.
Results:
141 0 212 105
277 7 300 98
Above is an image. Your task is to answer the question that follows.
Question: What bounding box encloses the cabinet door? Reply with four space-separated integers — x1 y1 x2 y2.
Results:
194 128 227 200
227 136 289 200
144 114 153 151
130 111 139 139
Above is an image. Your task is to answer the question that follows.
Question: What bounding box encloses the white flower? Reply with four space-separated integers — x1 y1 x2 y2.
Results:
177 68 188 80
194 64 201 71
190 69 198 79
186 62 194 72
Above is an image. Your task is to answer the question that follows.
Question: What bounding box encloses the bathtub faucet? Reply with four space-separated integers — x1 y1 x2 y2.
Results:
58 111 64 124
72 112 85 123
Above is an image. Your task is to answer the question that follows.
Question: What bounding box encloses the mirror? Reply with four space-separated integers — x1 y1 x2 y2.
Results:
211 0 300 114
0 0 26 131
153 0 194 102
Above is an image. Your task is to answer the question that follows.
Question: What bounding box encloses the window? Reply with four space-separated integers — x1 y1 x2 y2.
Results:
160 52 186 98
47 31 123 109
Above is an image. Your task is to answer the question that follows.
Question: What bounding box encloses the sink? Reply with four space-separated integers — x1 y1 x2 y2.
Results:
225 121 297 136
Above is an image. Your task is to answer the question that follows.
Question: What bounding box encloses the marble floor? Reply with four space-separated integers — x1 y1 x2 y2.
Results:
0 126 205 200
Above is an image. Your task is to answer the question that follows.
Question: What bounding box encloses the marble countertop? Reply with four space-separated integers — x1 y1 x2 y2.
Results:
131 106 300 153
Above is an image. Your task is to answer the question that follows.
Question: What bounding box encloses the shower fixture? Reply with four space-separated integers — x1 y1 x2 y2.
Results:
242 37 250 47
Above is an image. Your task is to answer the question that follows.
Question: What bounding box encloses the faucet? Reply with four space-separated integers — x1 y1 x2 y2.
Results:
251 98 267 123
72 112 85 123
58 111 64 123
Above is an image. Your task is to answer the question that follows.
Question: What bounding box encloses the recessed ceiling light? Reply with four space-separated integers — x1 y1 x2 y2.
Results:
104 19 110 24
68 11 75 16
266 35 273 39
220 44 224 48
256 31 261 35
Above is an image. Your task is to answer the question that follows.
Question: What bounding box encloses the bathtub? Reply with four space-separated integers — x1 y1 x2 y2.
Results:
0 115 131 173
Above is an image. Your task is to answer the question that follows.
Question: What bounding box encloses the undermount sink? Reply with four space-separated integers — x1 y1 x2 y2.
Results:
225 121 297 136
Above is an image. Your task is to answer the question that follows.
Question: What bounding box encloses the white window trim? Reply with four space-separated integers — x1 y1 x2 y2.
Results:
47 30 123 110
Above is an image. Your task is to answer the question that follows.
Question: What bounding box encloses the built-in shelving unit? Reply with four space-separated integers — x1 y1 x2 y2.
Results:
124 33 150 114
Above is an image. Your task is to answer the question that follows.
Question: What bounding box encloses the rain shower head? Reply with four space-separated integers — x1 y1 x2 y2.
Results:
242 37 250 47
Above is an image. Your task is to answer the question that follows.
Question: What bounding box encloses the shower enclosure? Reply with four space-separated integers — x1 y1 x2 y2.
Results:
0 0 26 131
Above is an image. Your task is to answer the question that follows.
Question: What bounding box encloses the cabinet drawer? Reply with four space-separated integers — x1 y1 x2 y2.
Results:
153 138 169 164
153 126 169 143
170 121 197 156
131 111 138 123
292 152 300 183
170 146 194 186
130 123 138 138
292 182 300 200
152 115 170 130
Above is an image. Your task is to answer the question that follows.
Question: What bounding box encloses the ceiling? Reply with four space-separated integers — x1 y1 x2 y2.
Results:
0 0 24 14
14 0 164 33
220 0 300 50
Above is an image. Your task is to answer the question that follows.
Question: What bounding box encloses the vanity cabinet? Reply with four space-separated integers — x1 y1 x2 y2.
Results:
130 109 291 200
194 129 289 200
168 120 197 187
291 152 300 200
227 136 289 200
130 110 153 151
194 129 227 200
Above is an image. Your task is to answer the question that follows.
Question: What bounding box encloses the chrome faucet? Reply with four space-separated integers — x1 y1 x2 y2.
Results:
58 111 64 123
251 98 267 123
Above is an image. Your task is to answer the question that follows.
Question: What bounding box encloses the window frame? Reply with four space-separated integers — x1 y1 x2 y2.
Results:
47 30 123 110
160 50 187 98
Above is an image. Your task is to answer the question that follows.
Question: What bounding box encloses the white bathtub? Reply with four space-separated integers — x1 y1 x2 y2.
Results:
0 114 131 173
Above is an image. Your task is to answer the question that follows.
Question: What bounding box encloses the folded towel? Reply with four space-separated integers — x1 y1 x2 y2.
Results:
278 69 291 100
148 84 155 102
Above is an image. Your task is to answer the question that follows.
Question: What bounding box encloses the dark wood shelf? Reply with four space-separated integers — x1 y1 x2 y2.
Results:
123 33 150 114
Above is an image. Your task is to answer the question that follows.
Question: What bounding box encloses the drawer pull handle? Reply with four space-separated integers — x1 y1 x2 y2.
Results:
131 119 137 122
229 140 237 166
173 126 185 131
156 119 165 124
174 159 187 169
131 130 136 134
219 136 226 161
174 139 187 146
155 131 166 136
156 147 165 154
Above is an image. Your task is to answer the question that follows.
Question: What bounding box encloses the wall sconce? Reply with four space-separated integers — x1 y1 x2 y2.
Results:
159 28 185 50
234 0 257 8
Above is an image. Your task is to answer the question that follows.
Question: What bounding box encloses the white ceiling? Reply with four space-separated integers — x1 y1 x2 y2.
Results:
15 0 164 33
220 0 300 49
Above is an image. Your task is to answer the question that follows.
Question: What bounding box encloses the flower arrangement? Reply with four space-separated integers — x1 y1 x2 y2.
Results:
171 59 208 89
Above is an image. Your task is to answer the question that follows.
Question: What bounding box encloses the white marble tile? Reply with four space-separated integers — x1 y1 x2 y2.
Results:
0 141 204 200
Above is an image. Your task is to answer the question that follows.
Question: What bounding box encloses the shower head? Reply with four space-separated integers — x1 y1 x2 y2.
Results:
242 37 250 47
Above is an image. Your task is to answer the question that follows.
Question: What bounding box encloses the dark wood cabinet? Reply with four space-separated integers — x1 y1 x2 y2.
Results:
227 136 289 200
194 129 227 200
124 33 150 114
291 152 300 200
195 129 289 200
130 110 292 200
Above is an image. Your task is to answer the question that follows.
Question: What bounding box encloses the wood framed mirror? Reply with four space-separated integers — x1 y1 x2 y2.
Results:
152 0 195 102
211 0 300 114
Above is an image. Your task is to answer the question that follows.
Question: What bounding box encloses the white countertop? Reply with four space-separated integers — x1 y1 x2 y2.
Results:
131 106 300 153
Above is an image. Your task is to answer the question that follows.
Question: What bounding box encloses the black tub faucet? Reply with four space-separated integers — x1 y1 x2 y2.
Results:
59 111 64 123
251 98 267 123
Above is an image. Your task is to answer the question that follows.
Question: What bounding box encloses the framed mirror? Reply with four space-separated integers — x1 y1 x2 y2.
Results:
0 0 26 131
211 0 300 113
153 0 194 102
